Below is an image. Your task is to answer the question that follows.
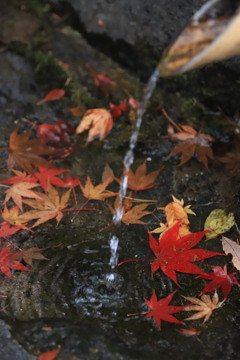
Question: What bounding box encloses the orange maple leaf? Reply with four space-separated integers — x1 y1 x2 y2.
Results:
152 195 195 238
166 124 215 170
79 176 118 200
76 108 113 143
36 89 65 105
114 159 164 192
109 196 153 225
4 181 41 211
20 184 71 228
2 205 31 231
4 127 57 173
176 325 202 340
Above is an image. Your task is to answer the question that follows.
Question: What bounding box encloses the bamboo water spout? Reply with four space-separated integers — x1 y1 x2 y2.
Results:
159 0 240 77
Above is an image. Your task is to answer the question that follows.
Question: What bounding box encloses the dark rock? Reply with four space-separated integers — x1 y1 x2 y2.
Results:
0 319 36 360
68 0 206 50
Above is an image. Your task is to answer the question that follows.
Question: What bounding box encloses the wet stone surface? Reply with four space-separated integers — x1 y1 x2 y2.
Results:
0 1 240 359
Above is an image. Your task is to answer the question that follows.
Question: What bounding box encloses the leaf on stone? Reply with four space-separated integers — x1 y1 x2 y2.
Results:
109 197 153 225
2 205 31 231
204 209 234 240
176 325 202 339
36 89 65 105
109 99 128 118
0 169 35 185
86 63 116 97
76 108 113 143
61 175 80 188
4 127 57 173
197 265 239 299
0 245 31 280
22 247 49 266
33 166 69 192
21 184 71 228
102 164 114 183
149 220 224 286
4 181 41 211
79 176 118 200
182 292 224 323
119 220 224 286
166 124 215 170
38 348 60 360
222 236 240 270
0 221 25 239
114 159 164 192
129 290 189 329
69 107 81 117
153 195 195 238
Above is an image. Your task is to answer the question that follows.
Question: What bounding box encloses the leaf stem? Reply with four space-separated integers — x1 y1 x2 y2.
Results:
98 221 114 232
162 108 183 132
118 258 154 266
71 199 90 222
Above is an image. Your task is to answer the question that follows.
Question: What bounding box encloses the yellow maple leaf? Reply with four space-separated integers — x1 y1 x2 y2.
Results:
79 176 118 200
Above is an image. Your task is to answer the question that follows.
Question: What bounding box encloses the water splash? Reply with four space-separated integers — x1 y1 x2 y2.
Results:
107 67 160 282
106 235 119 285
109 235 119 268
113 67 160 224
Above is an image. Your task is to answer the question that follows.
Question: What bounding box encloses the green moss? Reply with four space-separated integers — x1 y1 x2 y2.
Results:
30 50 68 82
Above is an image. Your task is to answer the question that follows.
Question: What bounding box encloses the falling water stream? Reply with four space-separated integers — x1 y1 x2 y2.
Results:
107 67 160 281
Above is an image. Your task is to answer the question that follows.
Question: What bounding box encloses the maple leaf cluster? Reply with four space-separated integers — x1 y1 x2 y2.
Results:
120 216 240 330
1 68 240 341
0 125 164 282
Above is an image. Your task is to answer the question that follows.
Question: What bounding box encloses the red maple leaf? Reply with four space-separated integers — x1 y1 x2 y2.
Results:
86 63 116 97
0 222 25 239
197 265 240 299
0 169 35 184
109 99 128 117
119 220 224 287
33 166 69 192
0 245 31 280
148 220 224 286
62 175 80 188
128 290 189 329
